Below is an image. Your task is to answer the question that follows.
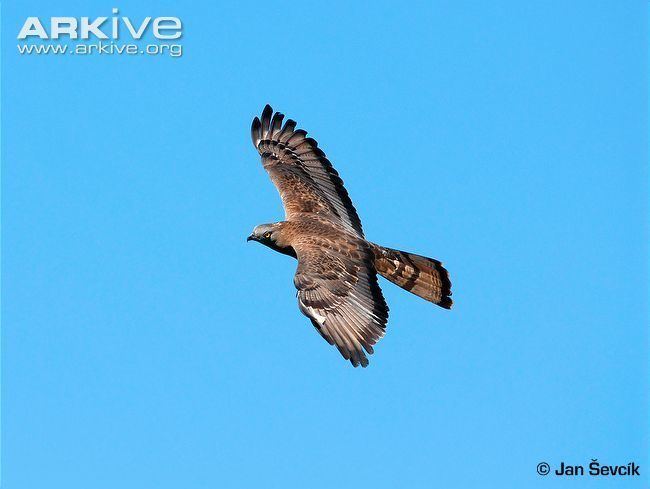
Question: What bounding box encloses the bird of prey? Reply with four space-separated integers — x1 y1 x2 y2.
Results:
247 105 452 367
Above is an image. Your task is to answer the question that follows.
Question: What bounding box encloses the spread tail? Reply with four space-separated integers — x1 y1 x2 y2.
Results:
372 245 452 309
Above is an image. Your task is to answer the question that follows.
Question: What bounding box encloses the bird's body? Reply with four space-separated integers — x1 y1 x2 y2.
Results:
270 217 366 260
248 105 452 367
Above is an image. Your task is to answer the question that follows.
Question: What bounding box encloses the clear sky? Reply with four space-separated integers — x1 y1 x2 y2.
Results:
2 1 648 488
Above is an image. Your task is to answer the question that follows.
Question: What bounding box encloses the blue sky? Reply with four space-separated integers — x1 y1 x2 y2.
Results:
2 1 648 488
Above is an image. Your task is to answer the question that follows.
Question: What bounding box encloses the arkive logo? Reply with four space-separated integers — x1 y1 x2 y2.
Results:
16 7 183 57
18 8 182 40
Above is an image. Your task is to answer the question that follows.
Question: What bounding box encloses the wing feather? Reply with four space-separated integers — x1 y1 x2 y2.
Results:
251 105 364 237
293 241 388 367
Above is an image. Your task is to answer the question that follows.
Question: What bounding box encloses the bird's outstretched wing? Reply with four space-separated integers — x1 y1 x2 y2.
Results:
292 239 388 367
251 105 364 237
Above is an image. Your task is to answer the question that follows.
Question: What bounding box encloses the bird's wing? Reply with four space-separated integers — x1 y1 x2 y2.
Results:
251 105 364 238
292 239 388 367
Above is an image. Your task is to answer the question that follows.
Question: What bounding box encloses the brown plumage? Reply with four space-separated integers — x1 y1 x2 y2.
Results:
248 105 452 367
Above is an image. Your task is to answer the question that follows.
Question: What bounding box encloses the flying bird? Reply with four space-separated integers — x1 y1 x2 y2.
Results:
248 105 452 367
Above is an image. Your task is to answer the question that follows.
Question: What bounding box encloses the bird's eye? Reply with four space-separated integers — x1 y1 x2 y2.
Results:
264 232 272 239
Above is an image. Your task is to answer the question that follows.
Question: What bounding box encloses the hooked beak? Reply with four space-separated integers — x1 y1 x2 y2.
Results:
246 234 255 242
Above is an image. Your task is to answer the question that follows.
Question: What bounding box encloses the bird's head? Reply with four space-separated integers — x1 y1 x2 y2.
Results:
247 222 296 257
247 223 280 245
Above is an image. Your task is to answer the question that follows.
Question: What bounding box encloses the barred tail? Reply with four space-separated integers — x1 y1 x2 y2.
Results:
372 245 452 309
